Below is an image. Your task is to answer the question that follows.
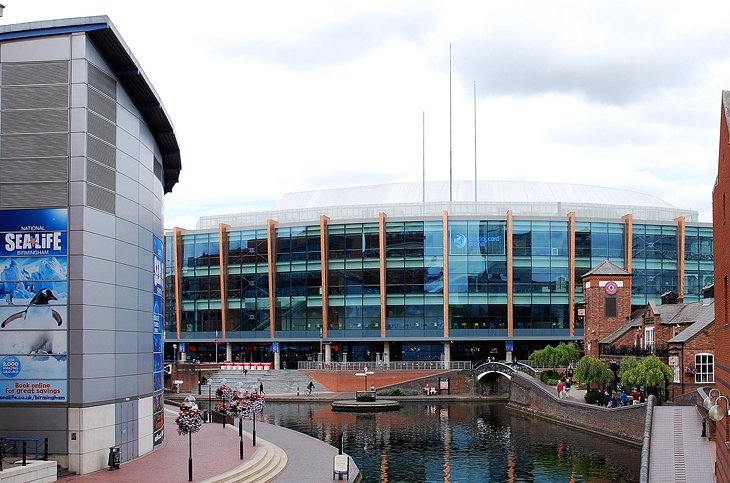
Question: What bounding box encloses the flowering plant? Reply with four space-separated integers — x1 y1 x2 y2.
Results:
175 408 203 435
684 366 697 376
216 385 266 418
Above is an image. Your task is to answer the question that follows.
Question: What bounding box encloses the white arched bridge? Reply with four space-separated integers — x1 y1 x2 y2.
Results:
474 361 537 381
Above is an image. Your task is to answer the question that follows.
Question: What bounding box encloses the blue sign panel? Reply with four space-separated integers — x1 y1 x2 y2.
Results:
0 209 68 403
152 236 164 445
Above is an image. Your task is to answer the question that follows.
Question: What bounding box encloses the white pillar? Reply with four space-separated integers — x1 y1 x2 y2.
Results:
383 341 390 364
226 343 232 362
443 342 451 370
179 350 186 363
274 351 281 370
325 343 332 364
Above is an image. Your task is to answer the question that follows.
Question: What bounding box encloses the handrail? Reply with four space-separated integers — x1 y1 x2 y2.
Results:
297 361 472 371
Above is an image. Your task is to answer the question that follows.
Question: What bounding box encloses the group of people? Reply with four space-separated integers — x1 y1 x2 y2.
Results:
556 377 572 399
423 384 438 395
600 388 644 408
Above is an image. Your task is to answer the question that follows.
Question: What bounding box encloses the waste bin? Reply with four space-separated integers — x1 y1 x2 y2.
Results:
108 446 120 470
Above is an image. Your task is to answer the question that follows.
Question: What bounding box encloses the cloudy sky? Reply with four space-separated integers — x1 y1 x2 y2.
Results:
5 1 728 227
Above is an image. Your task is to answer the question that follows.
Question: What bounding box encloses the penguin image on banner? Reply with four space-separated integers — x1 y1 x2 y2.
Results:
0 289 67 360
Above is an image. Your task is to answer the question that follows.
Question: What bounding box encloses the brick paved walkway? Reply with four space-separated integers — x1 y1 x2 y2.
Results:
65 409 253 482
648 406 714 482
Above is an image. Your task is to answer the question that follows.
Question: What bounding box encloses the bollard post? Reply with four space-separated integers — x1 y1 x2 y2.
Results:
44 437 49 460
239 418 243 460
339 433 344 455
252 413 257 447
22 441 27 466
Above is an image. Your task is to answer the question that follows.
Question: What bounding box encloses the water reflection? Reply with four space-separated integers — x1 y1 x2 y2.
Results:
261 402 640 482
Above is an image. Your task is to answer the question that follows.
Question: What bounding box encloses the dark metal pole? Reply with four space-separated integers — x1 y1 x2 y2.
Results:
44 437 48 460
239 418 243 460
22 441 27 466
339 433 344 455
1 442 4 471
252 413 257 447
188 432 192 482
208 385 212 423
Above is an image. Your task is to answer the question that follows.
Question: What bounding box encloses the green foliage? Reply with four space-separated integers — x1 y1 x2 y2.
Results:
584 389 599 405
574 355 614 389
618 356 639 388
377 388 420 397
540 370 561 384
618 355 673 390
528 343 580 369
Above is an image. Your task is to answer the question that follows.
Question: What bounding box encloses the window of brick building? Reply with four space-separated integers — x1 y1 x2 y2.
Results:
605 296 617 317
695 353 714 384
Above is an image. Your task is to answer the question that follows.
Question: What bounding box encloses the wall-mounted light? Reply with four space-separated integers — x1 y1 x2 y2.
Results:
709 395 730 422
704 388 720 410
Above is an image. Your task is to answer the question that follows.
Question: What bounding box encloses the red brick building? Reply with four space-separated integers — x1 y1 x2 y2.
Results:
582 261 716 399
712 90 730 483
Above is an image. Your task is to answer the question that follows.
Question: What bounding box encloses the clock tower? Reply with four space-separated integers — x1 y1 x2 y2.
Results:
582 260 632 358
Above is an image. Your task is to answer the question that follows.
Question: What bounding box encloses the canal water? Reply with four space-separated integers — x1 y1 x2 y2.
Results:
261 402 640 482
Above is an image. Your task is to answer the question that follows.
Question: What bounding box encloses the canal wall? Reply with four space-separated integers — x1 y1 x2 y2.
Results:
506 373 646 446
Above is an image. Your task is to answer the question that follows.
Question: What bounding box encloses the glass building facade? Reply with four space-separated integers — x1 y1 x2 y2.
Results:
165 207 713 365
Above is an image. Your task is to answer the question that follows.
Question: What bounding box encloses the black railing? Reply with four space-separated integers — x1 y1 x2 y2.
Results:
600 345 669 358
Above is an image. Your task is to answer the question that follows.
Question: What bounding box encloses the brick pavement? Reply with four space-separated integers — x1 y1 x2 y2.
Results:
65 409 253 482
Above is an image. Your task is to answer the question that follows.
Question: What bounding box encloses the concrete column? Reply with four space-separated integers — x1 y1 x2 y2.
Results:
383 341 390 364
325 343 332 364
179 351 186 363
274 351 280 370
443 342 451 370
226 343 232 362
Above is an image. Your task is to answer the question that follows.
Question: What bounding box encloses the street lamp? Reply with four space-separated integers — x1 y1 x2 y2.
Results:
709 395 730 443
704 388 721 410
319 327 323 366
214 330 219 364
173 344 178 364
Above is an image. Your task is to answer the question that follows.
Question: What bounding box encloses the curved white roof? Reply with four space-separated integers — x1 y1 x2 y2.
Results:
274 181 675 210
197 181 699 229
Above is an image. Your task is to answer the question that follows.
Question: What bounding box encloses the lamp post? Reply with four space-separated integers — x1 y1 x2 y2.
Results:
355 366 374 390
215 330 219 364
319 327 323 367
173 344 177 364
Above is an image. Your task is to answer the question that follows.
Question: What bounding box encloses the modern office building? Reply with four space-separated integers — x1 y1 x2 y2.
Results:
0 17 180 473
165 180 713 368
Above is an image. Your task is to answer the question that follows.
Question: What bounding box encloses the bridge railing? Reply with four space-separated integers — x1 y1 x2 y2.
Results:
298 361 472 371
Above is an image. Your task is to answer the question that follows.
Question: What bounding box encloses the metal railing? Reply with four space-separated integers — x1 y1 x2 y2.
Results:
297 361 472 371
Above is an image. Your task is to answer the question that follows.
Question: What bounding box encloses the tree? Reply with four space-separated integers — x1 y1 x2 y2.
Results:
528 342 580 369
632 355 673 389
618 356 640 388
574 355 614 389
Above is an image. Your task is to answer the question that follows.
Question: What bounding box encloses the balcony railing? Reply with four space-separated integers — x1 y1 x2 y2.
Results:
297 361 472 371
600 345 669 358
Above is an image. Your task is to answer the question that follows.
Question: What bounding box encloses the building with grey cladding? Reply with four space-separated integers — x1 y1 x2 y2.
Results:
0 17 180 474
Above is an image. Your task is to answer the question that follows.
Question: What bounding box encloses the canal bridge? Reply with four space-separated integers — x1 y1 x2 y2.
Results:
473 361 537 381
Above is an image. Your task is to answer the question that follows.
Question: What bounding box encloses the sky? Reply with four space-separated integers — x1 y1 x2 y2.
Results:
4 1 728 228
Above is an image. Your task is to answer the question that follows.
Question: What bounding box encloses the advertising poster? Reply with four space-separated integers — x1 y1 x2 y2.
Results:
152 236 164 445
0 208 68 402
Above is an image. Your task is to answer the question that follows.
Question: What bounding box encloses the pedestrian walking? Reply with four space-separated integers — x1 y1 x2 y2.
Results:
259 382 264 394
620 390 628 406
557 380 564 399
565 377 571 396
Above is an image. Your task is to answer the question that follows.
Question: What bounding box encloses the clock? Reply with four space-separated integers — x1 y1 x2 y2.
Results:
604 281 618 295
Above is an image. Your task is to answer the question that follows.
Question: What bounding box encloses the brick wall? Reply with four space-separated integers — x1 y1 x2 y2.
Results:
584 272 632 357
713 96 730 483
508 374 646 444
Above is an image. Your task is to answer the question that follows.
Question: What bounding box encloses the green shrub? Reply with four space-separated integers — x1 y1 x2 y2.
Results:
377 388 420 397
540 370 561 384
584 389 599 405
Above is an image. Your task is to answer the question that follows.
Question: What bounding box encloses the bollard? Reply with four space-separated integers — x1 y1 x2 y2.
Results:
239 418 243 460
339 433 344 455
22 441 27 466
44 437 49 460
252 413 257 447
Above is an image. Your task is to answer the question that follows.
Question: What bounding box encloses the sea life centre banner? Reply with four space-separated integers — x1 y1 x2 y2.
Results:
152 236 164 445
0 208 68 402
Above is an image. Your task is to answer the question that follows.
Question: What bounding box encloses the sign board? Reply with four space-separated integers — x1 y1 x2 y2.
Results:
505 341 513 352
439 378 449 390
0 209 68 403
179 343 186 353
668 356 679 367
272 342 279 353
